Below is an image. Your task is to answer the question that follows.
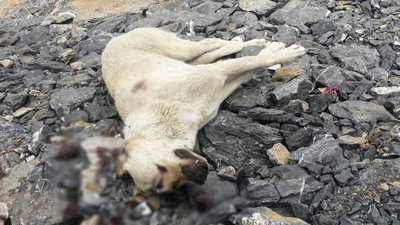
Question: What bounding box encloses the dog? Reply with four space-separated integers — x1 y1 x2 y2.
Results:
101 28 306 200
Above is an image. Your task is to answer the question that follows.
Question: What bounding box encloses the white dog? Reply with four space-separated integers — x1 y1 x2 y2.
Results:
101 28 306 199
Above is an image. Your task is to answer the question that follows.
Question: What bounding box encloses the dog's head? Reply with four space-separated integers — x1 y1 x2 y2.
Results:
121 138 209 193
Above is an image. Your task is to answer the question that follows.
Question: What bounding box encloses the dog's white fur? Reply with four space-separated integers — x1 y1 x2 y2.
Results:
101 28 306 194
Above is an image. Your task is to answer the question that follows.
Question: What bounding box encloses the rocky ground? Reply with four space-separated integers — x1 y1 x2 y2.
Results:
0 0 400 224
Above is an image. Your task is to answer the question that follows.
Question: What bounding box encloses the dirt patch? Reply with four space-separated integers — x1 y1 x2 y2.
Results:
65 0 160 20
0 0 27 17
0 0 160 20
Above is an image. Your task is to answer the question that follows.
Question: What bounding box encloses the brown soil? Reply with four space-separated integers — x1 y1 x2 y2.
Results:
65 0 159 20
0 0 26 17
0 0 160 20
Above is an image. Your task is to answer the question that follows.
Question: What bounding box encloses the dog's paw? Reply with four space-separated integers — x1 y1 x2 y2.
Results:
259 42 286 55
275 44 307 63
259 42 307 64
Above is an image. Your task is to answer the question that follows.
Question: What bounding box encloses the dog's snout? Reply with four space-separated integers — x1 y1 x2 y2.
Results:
181 158 209 184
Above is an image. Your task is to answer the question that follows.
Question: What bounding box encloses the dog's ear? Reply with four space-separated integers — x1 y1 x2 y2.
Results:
174 149 208 184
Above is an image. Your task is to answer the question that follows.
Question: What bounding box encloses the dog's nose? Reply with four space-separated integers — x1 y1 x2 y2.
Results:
181 157 209 184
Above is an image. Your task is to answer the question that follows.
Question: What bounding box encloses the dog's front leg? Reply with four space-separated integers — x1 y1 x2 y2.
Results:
130 186 160 210
206 42 307 101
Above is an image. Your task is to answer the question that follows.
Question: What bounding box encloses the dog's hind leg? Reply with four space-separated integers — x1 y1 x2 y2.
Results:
117 28 231 61
189 39 266 65
209 42 306 76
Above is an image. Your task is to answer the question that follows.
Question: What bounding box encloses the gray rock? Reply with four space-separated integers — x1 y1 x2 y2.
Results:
2 90 28 111
297 40 334 64
281 100 309 114
37 79 57 93
367 204 390 225
27 166 44 183
217 166 237 181
274 176 324 202
16 26 51 47
0 118 31 153
328 100 395 123
230 11 258 28
92 13 129 33
383 96 400 117
313 215 339 225
57 73 92 87
19 110 35 124
379 44 397 71
269 0 329 33
383 202 400 216
35 59 66 72
239 107 296 123
315 66 345 87
5 152 20 166
330 44 380 74
371 86 400 99
0 202 8 220
269 165 310 180
195 201 238 225
0 81 16 92
0 159 63 224
64 110 89 123
22 70 45 87
311 182 336 209
50 87 97 116
202 111 282 168
28 125 53 155
239 0 276 15
229 207 309 225
224 87 267 111
54 12 76 24
291 203 311 223
334 168 354 186
83 102 117 122
79 52 101 70
187 171 238 208
339 216 363 225
284 128 313 151
241 178 280 204
348 79 374 100
194 1 223 15
192 11 223 32
366 68 389 81
290 136 348 169
0 31 19 47
272 25 298 45
76 32 113 55
271 75 313 106
307 93 336 114
311 20 335 35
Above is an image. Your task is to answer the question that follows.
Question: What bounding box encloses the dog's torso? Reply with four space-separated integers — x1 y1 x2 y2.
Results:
102 36 223 145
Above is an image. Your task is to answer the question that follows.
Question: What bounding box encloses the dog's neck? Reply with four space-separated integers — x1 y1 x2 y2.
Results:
123 111 198 150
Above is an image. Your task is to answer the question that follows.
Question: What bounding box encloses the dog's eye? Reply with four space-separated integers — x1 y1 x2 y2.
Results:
174 149 197 160
156 164 167 173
